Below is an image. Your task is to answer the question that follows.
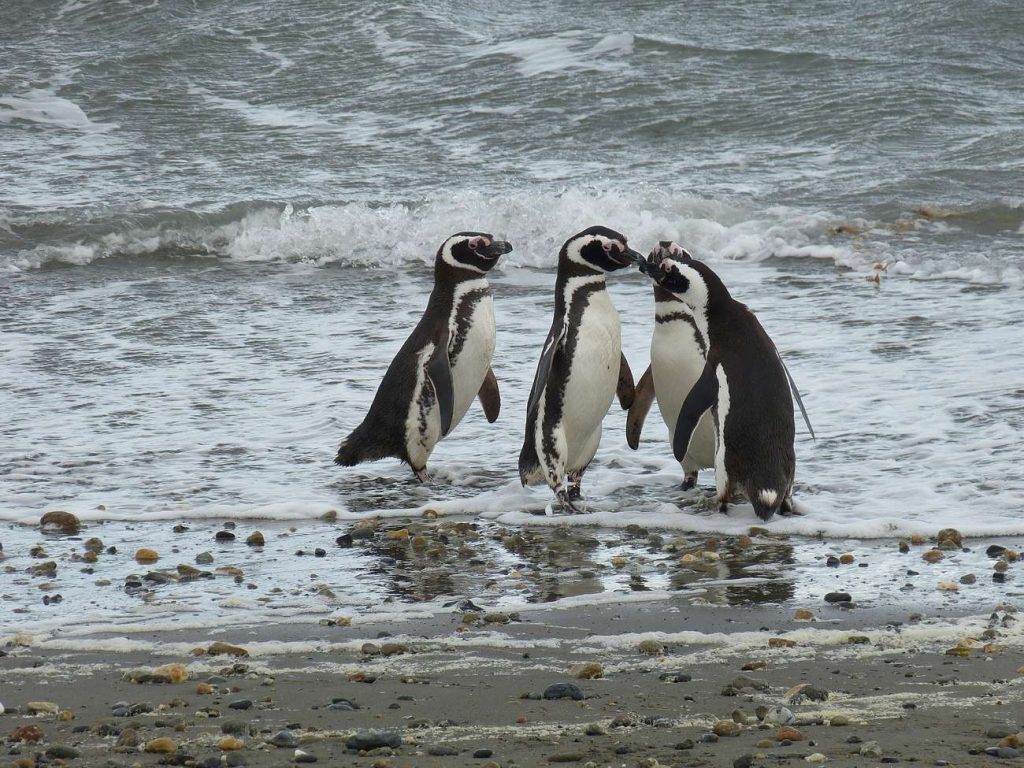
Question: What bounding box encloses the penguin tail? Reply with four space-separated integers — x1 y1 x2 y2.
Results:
750 487 783 522
334 423 390 467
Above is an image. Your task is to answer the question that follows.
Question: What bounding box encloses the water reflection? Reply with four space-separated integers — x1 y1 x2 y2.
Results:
352 517 796 607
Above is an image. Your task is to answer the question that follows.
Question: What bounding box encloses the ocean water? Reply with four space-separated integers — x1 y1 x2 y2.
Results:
2 1 1023 633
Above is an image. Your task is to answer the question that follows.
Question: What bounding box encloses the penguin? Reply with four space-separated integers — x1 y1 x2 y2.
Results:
335 232 512 481
519 226 642 512
636 244 798 521
627 242 716 489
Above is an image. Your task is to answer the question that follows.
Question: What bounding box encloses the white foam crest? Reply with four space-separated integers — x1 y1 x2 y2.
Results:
5 189 1017 284
188 86 336 131
0 89 113 132
467 31 634 77
0 498 337 525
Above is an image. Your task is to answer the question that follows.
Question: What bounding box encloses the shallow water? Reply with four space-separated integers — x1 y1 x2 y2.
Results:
3 1 1023 631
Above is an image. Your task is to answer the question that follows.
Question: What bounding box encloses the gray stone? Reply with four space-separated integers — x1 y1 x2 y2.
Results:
45 745 80 759
987 726 1015 739
428 746 459 756
268 730 298 748
825 591 852 603
543 682 584 701
346 730 402 751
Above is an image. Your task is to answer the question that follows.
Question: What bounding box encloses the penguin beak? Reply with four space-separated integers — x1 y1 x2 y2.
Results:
611 247 643 267
638 251 666 281
479 240 513 259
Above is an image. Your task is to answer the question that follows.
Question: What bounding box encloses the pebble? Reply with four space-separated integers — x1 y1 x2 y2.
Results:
428 746 459 756
473 748 494 758
713 720 742 737
40 510 81 534
45 745 80 759
135 547 159 563
245 531 264 546
777 726 803 741
824 592 851 603
228 698 253 710
196 551 214 564
658 672 692 682
571 662 603 679
207 641 249 657
859 740 883 758
27 701 60 714
543 682 585 700
584 723 605 736
218 736 244 750
830 715 849 726
794 609 815 620
294 749 318 763
637 639 665 655
985 747 1020 759
922 549 944 563
805 754 828 764
346 730 402 750
987 726 1015 739
734 755 754 768
144 737 177 753
268 730 298 748
115 728 138 747
10 724 44 743
549 754 584 763
327 698 359 711
215 530 236 542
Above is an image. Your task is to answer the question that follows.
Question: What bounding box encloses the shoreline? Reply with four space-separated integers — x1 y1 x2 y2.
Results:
3 597 1023 767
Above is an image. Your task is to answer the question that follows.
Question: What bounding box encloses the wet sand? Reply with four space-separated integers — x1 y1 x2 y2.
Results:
3 599 1022 767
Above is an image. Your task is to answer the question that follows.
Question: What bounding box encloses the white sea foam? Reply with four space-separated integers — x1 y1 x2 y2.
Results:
467 31 634 77
4 188 1019 284
0 89 112 132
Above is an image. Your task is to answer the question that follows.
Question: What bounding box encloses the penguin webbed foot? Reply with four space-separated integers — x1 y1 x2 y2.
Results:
718 500 730 515
778 498 802 517
413 467 430 483
681 473 698 491
556 489 582 514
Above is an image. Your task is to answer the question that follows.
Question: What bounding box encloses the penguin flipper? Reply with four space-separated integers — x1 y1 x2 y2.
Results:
427 328 455 436
672 362 718 463
526 324 565 420
777 351 815 440
626 365 655 450
478 367 500 423
616 352 636 410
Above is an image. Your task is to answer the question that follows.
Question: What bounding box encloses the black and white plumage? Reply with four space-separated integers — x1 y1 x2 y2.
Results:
519 226 641 512
335 232 512 480
637 243 798 521
627 242 716 489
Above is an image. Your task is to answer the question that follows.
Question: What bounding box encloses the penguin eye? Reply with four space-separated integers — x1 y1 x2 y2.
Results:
467 236 483 250
602 241 613 253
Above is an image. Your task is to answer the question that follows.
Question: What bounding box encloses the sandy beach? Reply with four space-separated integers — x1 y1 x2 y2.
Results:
4 583 1023 768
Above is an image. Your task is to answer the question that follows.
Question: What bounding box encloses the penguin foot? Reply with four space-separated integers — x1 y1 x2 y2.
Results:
414 467 430 483
556 489 582 514
567 484 582 501
779 498 802 517
681 473 698 491
718 501 729 515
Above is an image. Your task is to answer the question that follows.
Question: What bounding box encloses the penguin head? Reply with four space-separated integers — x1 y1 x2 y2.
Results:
561 226 642 273
641 242 695 304
640 243 713 313
437 232 513 274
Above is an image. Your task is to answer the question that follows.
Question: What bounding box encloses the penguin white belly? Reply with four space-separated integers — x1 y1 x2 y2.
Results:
448 291 495 431
561 292 620 468
651 318 716 471
404 342 443 470
714 364 731 500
